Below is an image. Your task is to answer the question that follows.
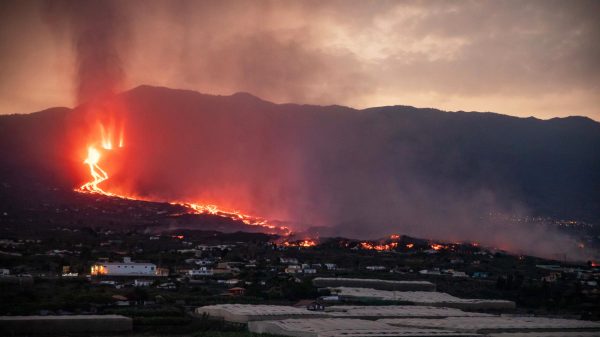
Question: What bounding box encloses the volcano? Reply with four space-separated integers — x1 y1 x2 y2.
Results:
0 86 599 255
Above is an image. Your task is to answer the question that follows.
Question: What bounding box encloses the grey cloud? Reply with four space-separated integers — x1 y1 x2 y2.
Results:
0 0 598 118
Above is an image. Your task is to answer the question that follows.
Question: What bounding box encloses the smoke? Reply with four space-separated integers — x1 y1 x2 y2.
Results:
44 0 129 104
6 1 595 260
2 1 600 117
97 86 599 261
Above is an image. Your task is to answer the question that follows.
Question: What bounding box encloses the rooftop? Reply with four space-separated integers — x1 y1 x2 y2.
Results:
379 316 600 333
249 318 478 337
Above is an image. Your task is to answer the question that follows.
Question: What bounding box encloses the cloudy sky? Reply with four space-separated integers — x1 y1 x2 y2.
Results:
1 0 599 119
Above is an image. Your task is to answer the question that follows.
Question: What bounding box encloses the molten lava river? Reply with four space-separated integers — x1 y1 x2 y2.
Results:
78 124 289 235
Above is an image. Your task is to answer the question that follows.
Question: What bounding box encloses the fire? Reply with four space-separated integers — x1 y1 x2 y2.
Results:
430 243 445 251
90 264 107 276
406 243 414 249
298 240 317 247
280 239 317 248
78 122 289 235
360 242 398 251
390 234 400 240
118 125 124 148
80 146 109 193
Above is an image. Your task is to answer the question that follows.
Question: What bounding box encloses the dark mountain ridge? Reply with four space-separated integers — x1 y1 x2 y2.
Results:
0 86 599 246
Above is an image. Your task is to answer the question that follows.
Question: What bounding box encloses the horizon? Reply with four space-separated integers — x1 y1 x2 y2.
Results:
1 1 600 329
1 1 599 120
6 84 600 123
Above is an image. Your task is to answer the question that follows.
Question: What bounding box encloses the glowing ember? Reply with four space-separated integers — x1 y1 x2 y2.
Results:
430 243 445 251
90 264 107 276
390 234 400 239
80 146 109 193
360 242 398 251
280 239 317 248
406 243 414 249
298 240 317 247
118 125 124 148
78 122 288 235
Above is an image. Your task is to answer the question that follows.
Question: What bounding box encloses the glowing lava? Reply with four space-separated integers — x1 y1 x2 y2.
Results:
360 241 398 251
80 146 109 193
430 243 446 251
77 123 289 235
280 239 317 248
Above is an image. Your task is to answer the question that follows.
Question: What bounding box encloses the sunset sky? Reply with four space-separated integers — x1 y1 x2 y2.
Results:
1 0 599 120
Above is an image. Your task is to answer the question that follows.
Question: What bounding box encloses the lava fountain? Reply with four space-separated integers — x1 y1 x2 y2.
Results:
77 122 289 235
80 146 108 193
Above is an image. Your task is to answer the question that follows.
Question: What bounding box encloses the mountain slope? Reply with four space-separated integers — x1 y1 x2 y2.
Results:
0 86 599 243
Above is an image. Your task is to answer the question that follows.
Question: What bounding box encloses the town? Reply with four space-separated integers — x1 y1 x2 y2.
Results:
1 223 599 335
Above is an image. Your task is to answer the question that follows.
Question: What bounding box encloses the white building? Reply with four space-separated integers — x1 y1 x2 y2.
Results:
91 257 157 276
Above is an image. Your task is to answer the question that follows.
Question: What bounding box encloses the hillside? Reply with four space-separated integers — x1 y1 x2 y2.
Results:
0 86 599 242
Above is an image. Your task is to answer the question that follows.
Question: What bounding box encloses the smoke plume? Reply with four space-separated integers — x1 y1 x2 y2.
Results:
44 0 129 104
99 86 600 261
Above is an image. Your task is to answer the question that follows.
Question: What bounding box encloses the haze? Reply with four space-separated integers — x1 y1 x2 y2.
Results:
1 0 599 120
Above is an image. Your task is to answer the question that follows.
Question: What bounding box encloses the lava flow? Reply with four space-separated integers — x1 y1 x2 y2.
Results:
77 123 289 235
279 239 317 248
360 241 398 251
80 146 108 193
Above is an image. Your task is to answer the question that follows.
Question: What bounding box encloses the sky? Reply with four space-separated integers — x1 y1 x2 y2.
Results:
1 0 599 120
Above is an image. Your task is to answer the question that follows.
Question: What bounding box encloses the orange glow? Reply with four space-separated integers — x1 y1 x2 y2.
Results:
77 122 289 235
298 240 317 247
172 235 184 240
430 243 446 251
118 124 124 148
406 243 414 249
80 146 109 193
390 234 400 240
99 123 113 150
280 239 317 248
360 242 398 251
90 264 107 276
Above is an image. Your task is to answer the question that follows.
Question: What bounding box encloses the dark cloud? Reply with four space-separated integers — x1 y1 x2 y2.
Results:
44 0 130 103
1 0 599 118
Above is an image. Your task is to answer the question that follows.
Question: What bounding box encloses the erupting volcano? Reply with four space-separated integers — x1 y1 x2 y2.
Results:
77 121 288 235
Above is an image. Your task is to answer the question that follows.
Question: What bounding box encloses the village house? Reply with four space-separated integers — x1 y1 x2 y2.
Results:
90 257 157 277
